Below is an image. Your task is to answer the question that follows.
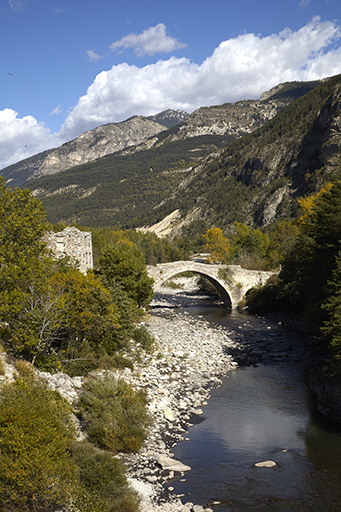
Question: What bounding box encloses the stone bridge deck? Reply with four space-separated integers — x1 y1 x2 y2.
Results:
147 261 276 309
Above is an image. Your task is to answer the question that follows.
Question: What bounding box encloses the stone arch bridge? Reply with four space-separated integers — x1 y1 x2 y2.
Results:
147 261 276 309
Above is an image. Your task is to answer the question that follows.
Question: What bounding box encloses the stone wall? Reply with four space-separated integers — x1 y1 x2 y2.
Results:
45 227 93 274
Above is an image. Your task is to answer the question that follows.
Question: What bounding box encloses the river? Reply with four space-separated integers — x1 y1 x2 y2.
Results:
154 294 341 512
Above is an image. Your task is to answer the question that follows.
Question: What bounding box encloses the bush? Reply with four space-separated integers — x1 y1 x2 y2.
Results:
132 325 155 352
79 374 152 453
71 441 140 512
0 376 77 511
246 275 281 314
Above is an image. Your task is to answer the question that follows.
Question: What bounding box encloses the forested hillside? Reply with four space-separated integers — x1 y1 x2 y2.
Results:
0 79 325 231
142 74 341 235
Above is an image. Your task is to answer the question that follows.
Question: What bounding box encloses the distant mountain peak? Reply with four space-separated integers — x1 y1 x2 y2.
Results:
147 109 189 128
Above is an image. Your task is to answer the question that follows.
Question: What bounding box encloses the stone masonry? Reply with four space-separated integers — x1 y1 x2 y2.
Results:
147 261 276 309
45 227 93 274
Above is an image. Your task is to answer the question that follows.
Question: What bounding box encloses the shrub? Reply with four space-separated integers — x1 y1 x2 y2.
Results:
71 441 140 512
246 275 281 314
0 376 77 511
132 325 155 352
79 374 152 453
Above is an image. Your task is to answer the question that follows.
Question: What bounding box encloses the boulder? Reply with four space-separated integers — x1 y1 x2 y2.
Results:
254 460 276 468
157 455 191 472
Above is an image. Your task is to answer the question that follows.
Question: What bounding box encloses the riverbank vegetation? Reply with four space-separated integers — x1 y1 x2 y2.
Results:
246 177 341 370
0 362 147 512
2 170 341 509
0 178 154 511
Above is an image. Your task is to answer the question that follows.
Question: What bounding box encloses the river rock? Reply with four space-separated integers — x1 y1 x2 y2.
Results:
192 408 203 415
164 407 176 421
157 455 191 472
254 460 277 467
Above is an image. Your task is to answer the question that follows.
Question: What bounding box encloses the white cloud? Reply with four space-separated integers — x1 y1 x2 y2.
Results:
1 18 341 169
8 0 28 11
60 17 341 140
0 109 58 169
109 23 187 56
52 7 64 14
49 105 62 116
86 49 104 62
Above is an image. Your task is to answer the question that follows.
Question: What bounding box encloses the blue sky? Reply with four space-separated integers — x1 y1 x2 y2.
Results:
1 0 341 168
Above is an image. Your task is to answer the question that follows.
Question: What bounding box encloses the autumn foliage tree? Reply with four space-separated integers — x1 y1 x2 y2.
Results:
203 227 230 263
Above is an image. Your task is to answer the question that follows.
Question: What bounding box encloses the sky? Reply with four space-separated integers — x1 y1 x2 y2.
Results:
1 0 341 169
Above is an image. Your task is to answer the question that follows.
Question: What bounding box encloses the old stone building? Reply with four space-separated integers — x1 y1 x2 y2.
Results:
45 227 93 274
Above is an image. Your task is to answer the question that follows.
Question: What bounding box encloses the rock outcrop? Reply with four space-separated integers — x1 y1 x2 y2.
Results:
1 81 318 189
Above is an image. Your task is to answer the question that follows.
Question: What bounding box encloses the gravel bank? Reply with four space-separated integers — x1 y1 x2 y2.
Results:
119 286 241 512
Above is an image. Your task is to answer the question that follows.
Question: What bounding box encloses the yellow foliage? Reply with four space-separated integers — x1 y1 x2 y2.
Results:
296 182 333 229
203 228 230 264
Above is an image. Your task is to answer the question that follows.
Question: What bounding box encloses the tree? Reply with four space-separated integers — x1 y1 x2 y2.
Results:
267 220 300 268
97 240 154 308
321 249 341 361
203 227 230 263
230 222 270 269
278 179 341 319
0 178 49 324
295 182 333 230
0 369 77 511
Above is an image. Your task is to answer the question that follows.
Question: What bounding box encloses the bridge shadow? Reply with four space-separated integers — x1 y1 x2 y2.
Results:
151 283 226 310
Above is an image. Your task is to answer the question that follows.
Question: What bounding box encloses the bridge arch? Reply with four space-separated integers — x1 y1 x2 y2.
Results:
155 268 232 308
147 261 276 309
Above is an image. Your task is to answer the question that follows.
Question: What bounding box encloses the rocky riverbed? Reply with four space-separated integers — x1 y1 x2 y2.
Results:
121 292 242 512
0 277 335 512
2 280 240 512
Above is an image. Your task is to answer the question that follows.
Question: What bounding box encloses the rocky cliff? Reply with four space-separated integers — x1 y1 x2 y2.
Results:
2 82 318 188
142 75 341 235
2 113 182 186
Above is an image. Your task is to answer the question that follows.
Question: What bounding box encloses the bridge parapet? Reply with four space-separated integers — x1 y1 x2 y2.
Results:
147 261 276 309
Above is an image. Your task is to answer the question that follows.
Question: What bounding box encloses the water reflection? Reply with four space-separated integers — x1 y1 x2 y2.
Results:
167 305 341 512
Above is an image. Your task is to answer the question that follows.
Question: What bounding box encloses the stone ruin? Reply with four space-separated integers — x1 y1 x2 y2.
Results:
45 227 93 274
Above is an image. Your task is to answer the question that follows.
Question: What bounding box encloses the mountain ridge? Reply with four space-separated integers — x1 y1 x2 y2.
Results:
143 74 341 235
2 77 339 236
2 80 319 189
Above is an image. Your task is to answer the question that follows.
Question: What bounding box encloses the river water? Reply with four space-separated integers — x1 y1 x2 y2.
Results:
160 300 341 511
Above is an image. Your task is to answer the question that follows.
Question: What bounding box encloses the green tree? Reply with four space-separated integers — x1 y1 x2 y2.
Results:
279 179 341 320
97 240 154 308
230 222 270 269
0 178 49 324
267 219 300 268
0 369 77 511
321 249 341 362
203 227 230 263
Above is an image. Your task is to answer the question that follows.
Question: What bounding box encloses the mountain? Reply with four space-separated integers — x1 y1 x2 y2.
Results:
1 111 187 187
147 109 189 128
142 74 341 236
2 77 338 234
2 81 318 190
